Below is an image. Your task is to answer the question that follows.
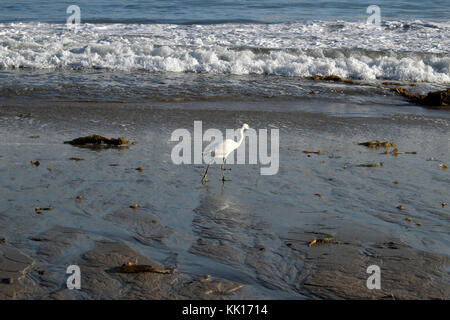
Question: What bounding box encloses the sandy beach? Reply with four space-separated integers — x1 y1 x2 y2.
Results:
0 99 449 299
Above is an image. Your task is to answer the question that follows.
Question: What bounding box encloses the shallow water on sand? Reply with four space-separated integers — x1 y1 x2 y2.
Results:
0 100 449 299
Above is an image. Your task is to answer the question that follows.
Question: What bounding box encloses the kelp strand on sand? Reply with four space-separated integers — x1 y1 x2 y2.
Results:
118 262 175 274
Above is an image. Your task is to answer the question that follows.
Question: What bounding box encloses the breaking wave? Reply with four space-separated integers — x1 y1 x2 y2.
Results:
0 20 449 83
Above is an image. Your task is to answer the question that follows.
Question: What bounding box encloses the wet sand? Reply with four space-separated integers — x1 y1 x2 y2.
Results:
0 100 449 299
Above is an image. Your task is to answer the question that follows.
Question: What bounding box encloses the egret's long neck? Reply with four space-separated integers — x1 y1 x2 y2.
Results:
237 127 245 146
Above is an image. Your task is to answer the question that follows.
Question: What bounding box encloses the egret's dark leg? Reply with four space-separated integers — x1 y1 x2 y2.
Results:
201 163 211 184
221 157 231 182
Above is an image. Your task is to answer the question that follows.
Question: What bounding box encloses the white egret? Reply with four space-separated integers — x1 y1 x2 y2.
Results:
201 123 250 183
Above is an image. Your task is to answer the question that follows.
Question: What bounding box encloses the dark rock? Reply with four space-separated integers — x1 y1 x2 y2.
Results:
421 89 450 106
1 278 14 284
392 87 450 107
307 74 357 85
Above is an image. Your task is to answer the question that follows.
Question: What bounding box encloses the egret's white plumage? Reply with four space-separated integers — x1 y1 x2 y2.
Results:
201 123 250 183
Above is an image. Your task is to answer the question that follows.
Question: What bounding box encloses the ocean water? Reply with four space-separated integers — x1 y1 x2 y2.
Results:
1 0 449 24
0 0 449 102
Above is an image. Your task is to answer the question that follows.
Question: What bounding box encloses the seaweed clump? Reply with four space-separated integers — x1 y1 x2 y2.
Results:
64 135 129 147
307 74 358 85
358 140 396 149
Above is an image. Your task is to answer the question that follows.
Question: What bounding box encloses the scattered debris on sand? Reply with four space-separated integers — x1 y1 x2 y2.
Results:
30 160 40 167
382 147 417 156
358 140 396 148
308 237 333 247
17 113 32 118
392 147 399 156
64 135 130 147
34 206 53 214
303 150 321 155
29 236 47 242
69 157 84 161
358 140 419 157
307 74 358 85
391 88 450 107
118 262 175 274
355 163 383 168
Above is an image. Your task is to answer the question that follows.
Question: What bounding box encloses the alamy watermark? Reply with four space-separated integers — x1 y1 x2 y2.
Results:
366 265 381 290
170 121 279 178
66 265 81 290
66 5 81 29
366 5 381 26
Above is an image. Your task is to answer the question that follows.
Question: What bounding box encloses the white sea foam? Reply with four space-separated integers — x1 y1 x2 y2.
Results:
0 21 449 83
